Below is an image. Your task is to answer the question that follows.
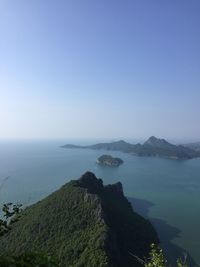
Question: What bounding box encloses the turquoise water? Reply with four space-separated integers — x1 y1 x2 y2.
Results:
0 140 200 265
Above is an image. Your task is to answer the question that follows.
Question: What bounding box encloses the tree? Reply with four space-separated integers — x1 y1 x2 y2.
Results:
145 244 189 267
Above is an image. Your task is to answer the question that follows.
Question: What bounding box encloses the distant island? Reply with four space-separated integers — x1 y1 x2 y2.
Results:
61 136 200 160
97 154 123 166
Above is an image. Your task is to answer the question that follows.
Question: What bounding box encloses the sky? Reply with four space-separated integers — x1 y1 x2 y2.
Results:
0 0 200 142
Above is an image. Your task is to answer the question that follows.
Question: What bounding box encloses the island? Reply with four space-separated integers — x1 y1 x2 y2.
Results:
61 136 200 160
97 154 123 166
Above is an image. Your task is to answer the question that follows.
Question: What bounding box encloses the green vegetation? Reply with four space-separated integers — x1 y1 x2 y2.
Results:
0 172 158 267
0 252 58 267
0 244 192 267
0 181 194 267
0 203 58 267
144 244 189 267
0 203 23 236
97 154 123 166
62 136 200 159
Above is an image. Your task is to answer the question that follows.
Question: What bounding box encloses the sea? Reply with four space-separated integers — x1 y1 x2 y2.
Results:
0 139 200 265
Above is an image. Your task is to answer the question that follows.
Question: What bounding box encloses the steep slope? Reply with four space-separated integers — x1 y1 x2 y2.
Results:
61 137 200 159
0 172 158 267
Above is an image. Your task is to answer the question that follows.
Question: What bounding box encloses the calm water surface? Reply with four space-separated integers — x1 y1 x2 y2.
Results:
0 140 200 265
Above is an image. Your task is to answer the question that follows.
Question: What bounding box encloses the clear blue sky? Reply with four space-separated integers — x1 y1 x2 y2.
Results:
0 0 199 142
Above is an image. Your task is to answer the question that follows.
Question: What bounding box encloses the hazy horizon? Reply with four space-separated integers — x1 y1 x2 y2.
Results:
0 136 198 146
0 1 200 140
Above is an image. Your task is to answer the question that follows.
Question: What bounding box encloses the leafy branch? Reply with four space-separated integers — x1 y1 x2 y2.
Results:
0 203 23 236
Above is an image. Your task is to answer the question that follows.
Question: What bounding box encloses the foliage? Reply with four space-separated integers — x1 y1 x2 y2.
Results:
145 244 190 267
0 252 58 267
3 203 23 219
0 203 23 236
0 204 59 266
145 244 166 267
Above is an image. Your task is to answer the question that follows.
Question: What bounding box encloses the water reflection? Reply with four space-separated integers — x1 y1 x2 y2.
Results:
128 197 197 266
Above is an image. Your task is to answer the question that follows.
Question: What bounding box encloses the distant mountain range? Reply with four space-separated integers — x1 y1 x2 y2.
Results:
0 172 158 267
61 136 200 159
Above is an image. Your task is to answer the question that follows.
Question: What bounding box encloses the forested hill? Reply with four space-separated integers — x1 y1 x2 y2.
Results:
61 136 200 159
0 172 158 267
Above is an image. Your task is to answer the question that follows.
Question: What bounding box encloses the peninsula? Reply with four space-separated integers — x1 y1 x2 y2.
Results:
61 136 200 160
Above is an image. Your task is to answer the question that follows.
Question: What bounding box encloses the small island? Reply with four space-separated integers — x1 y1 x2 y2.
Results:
97 155 123 166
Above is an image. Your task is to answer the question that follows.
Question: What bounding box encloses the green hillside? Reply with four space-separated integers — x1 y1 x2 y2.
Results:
0 172 158 267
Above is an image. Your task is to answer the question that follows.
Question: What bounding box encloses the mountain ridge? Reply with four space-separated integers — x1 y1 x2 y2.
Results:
0 172 159 267
61 136 200 159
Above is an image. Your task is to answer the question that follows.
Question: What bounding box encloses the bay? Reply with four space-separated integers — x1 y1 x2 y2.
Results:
0 140 199 265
